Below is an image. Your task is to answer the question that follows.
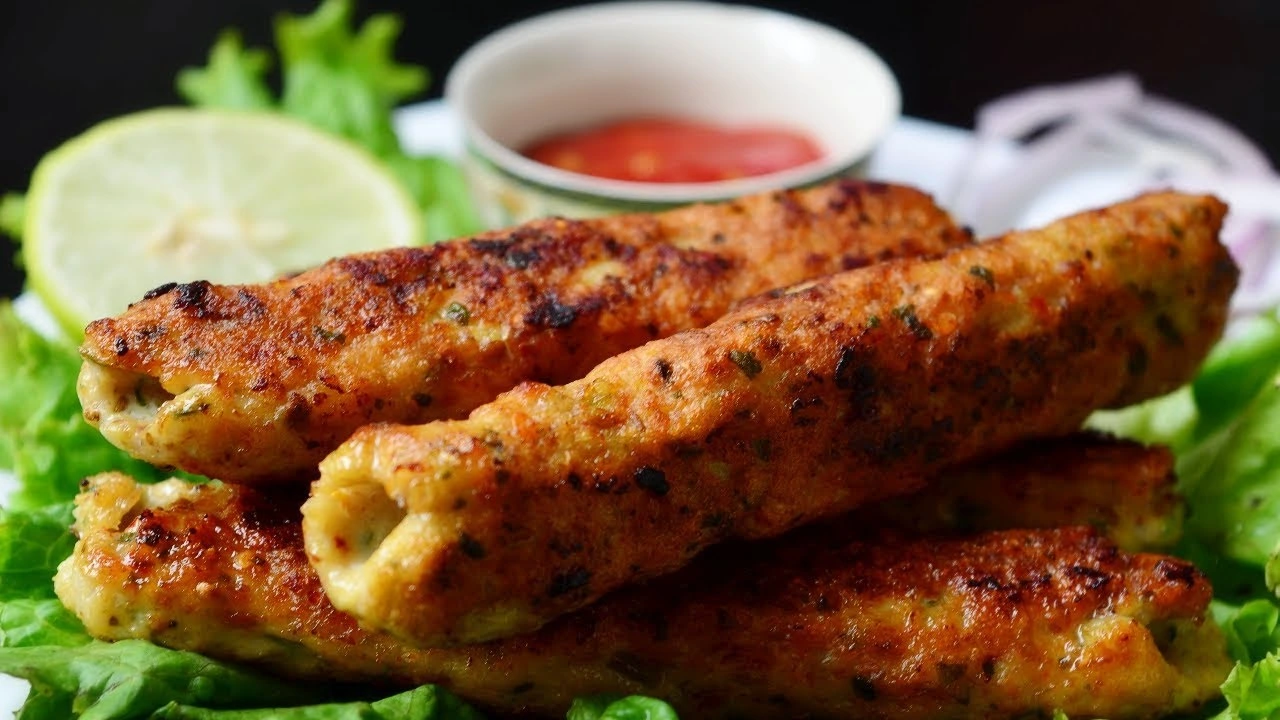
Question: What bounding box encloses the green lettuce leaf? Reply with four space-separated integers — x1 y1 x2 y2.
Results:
1268 542 1280 599
1213 599 1280 666
175 31 274 111
1178 312 1280 568
1192 314 1280 443
0 631 490 720
1088 310 1280 567
151 685 483 719
383 154 483 243
1086 384 1197 454
1214 653 1280 720
1184 378 1280 566
1088 312 1280 455
0 599 91 650
275 0 425 157
0 303 180 509
566 695 680 720
0 503 74 600
0 640 317 720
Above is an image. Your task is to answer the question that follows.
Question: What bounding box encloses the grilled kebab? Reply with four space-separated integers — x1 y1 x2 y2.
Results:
77 180 969 483
58 437 1227 719
302 192 1236 645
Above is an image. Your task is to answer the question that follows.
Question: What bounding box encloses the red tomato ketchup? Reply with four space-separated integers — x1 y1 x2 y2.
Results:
522 117 824 183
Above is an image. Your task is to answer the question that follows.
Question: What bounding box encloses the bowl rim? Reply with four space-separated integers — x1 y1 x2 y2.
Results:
443 0 902 204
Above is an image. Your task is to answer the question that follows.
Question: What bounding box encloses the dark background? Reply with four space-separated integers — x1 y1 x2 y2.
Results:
2 0 1276 299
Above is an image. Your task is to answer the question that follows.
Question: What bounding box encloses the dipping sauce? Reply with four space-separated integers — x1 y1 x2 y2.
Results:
522 117 824 183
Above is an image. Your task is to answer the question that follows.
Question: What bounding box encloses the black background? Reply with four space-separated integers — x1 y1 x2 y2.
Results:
2 0 1276 299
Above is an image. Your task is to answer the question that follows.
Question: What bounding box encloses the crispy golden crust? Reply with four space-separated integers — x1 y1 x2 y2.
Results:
302 192 1237 646
77 180 968 483
870 433 1183 551
58 466 1228 720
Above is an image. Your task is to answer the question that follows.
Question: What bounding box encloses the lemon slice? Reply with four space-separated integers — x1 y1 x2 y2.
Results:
23 108 421 337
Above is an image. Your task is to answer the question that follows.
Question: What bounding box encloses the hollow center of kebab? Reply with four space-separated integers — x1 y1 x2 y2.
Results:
79 360 223 431
89 362 173 413
307 472 409 578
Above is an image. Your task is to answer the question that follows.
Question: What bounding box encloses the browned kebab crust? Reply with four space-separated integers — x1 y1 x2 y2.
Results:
58 450 1228 720
301 192 1237 646
76 180 970 483
879 432 1184 551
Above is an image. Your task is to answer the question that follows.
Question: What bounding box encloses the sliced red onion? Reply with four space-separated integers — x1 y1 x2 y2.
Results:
974 74 1142 140
951 75 1144 227
956 75 1279 319
1136 96 1274 177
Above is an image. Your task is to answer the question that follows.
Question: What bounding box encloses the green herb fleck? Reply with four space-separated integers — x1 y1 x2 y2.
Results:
444 301 470 325
866 314 880 329
729 350 762 378
969 265 995 288
314 326 346 343
892 304 934 341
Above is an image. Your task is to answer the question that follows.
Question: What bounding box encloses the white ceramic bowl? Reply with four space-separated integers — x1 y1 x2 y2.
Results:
445 1 901 226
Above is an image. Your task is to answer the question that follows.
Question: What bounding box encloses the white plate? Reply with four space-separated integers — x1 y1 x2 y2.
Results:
0 100 1258 717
